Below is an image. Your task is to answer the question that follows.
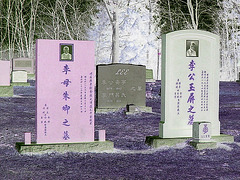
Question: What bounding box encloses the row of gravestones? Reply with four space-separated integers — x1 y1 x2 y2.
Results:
10 30 230 152
0 58 34 85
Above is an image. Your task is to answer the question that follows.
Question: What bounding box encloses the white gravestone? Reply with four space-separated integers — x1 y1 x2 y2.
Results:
160 30 220 138
12 71 28 83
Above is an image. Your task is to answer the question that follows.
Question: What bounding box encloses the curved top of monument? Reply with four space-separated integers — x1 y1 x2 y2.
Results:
97 63 146 68
164 29 219 39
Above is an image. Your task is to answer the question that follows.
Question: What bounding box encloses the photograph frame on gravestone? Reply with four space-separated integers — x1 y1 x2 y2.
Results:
60 43 74 61
186 40 199 57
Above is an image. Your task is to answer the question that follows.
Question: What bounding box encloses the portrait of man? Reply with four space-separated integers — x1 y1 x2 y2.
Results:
186 40 199 57
60 44 74 61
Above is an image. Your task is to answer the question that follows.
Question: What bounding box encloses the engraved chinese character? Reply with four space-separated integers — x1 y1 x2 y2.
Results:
63 119 70 126
61 79 71 87
187 105 196 113
188 73 195 80
63 91 70 101
188 83 195 92
62 105 70 114
62 64 71 74
187 93 195 104
188 114 194 125
189 60 196 71
63 131 70 140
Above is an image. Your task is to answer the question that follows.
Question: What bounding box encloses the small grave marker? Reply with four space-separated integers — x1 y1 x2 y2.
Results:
0 60 10 86
192 121 211 142
12 71 28 83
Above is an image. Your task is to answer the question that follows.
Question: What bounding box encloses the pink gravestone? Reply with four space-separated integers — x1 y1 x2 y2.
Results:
24 132 31 145
0 60 10 86
98 130 106 141
36 39 95 144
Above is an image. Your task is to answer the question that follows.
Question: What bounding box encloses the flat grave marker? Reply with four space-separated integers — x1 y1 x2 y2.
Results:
12 71 28 83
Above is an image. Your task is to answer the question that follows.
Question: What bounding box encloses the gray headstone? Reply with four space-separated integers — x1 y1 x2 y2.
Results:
12 58 34 74
96 64 146 109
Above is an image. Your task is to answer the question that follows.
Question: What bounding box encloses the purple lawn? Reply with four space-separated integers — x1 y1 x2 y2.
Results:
0 81 240 179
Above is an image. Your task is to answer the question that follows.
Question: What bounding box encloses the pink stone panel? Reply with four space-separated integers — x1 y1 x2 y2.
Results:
25 132 31 145
36 39 95 144
0 61 10 86
99 130 106 141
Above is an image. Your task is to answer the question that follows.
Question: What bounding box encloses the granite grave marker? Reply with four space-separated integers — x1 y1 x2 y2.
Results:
160 30 220 138
12 58 34 74
96 64 148 111
36 39 95 144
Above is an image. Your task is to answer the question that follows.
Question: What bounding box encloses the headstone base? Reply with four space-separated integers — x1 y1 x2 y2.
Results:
145 136 188 148
146 79 156 82
146 134 234 149
16 141 114 154
189 141 217 150
211 134 234 143
96 106 152 114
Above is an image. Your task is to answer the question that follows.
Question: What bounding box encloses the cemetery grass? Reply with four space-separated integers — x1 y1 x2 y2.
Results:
0 81 240 179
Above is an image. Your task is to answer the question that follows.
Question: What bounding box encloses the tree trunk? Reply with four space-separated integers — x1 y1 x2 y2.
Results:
112 8 119 63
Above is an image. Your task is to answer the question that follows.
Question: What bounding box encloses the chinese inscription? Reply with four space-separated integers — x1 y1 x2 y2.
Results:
201 70 209 111
174 79 182 115
40 104 50 136
61 64 71 140
187 60 196 125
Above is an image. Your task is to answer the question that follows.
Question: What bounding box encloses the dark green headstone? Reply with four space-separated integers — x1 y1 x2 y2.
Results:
96 64 146 108
146 69 153 79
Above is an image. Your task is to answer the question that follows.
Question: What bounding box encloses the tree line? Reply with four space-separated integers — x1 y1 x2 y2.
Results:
0 0 239 80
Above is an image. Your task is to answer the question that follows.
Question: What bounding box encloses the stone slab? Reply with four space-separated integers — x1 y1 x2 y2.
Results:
189 141 217 150
16 141 114 154
146 134 234 149
145 136 188 148
212 134 234 143
12 58 34 74
95 106 152 114
36 40 95 144
12 71 28 83
160 30 220 138
96 64 146 109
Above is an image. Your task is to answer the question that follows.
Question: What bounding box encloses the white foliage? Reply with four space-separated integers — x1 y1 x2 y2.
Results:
216 0 240 81
88 0 159 79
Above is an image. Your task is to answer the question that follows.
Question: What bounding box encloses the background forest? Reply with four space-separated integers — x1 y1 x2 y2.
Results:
0 0 239 81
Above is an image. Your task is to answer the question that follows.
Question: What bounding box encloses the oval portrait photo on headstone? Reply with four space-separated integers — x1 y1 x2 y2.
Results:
186 40 199 57
60 44 74 61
